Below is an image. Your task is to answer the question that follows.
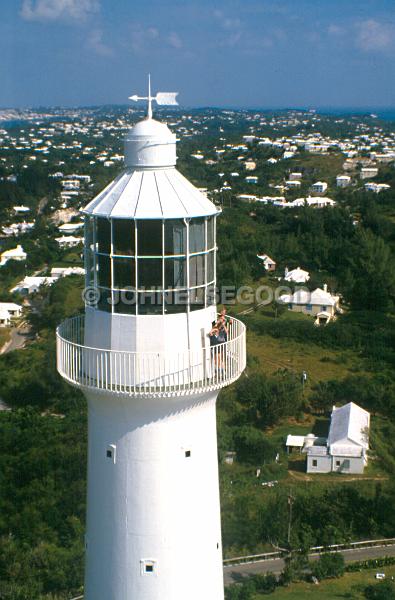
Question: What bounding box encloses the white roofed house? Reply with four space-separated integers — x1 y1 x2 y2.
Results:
51 267 85 279
284 266 310 284
307 403 370 474
279 284 340 324
0 245 27 266
336 175 351 188
55 235 84 248
0 310 10 327
10 276 57 295
58 222 84 235
0 302 22 319
310 181 328 196
257 254 276 272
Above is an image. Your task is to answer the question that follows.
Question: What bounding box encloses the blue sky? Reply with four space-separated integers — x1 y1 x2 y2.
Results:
1 0 395 108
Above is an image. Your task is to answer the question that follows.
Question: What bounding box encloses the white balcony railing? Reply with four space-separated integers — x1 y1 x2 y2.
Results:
56 315 246 397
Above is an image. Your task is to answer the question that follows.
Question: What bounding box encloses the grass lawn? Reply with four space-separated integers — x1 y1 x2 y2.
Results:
0 327 11 349
290 153 346 186
247 330 364 387
253 565 395 599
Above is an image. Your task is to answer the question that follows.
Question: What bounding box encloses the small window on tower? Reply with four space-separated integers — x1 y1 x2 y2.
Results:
141 559 156 575
106 444 116 463
185 450 191 458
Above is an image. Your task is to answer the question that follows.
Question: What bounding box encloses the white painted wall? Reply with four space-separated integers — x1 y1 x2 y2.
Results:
307 454 365 474
84 389 224 600
84 306 216 354
331 455 365 474
306 454 332 473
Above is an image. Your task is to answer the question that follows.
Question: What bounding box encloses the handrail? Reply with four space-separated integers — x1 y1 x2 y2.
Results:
223 537 395 567
56 314 246 397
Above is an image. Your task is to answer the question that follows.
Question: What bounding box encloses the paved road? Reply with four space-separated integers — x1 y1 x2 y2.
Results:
223 543 395 584
0 324 32 355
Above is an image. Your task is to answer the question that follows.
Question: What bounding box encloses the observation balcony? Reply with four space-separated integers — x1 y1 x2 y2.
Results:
56 315 246 398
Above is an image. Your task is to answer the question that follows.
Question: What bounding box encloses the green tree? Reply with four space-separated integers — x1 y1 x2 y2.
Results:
311 552 345 579
342 230 395 312
364 580 395 600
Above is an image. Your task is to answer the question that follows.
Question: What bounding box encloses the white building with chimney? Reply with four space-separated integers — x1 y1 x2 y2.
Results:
306 403 370 474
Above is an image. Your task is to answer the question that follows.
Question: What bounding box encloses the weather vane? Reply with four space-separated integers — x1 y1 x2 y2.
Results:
129 74 178 119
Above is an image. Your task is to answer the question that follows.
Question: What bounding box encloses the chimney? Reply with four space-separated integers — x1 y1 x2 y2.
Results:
323 283 328 293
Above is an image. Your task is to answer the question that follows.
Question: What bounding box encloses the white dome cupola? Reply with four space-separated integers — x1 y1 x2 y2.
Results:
125 76 177 169
124 117 177 168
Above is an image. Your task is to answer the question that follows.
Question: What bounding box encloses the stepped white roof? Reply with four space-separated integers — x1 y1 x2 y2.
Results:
284 267 310 283
83 166 218 219
280 287 339 307
328 402 370 456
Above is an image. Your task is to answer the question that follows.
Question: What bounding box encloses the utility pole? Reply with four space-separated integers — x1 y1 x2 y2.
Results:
287 489 294 547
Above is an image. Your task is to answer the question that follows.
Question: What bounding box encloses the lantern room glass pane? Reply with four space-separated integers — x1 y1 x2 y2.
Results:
138 258 162 289
207 284 216 306
190 286 205 311
85 218 94 286
207 216 215 250
138 291 163 315
97 288 112 312
164 290 188 313
189 255 205 287
97 255 111 288
97 218 111 254
207 251 214 283
113 220 135 255
189 218 205 253
165 257 187 289
114 290 136 314
165 219 186 255
137 221 162 256
113 257 136 288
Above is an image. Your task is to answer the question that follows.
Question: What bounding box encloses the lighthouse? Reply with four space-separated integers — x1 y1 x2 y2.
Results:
56 82 246 600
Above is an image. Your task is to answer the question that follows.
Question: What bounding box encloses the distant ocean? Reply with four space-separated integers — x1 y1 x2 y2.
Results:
1 108 395 127
1 120 24 129
316 107 395 122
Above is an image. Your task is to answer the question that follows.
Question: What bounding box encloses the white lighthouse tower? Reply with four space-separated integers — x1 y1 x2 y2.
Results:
56 82 246 600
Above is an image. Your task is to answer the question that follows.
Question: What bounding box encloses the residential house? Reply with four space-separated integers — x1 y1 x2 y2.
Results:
336 175 351 188
11 276 57 295
364 182 391 193
360 167 378 180
289 172 303 181
310 181 328 195
257 254 276 272
51 267 85 278
279 284 340 324
306 403 370 474
284 266 310 283
55 235 84 248
0 245 27 266
285 180 301 190
0 302 22 318
58 222 84 234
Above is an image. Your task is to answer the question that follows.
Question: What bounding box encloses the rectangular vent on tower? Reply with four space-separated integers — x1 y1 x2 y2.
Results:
106 444 116 464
